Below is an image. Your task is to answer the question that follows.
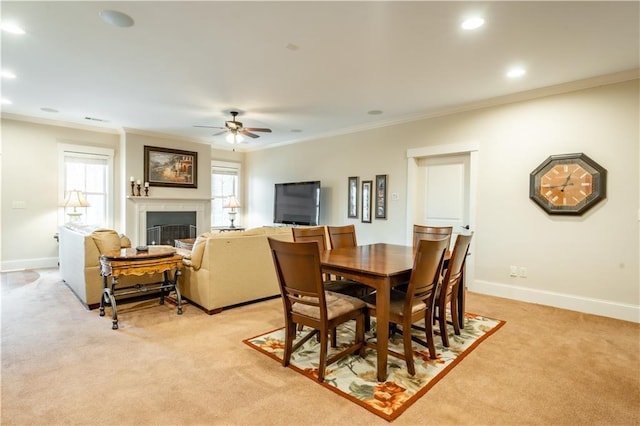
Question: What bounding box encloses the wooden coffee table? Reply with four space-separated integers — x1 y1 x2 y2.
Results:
99 246 184 330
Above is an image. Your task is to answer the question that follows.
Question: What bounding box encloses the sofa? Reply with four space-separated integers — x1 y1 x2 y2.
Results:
178 226 293 314
58 224 163 309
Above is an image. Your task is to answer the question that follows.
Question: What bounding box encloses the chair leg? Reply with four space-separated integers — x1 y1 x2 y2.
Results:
424 312 437 359
283 320 296 367
331 328 337 347
402 323 416 376
356 314 366 358
318 328 328 382
450 297 461 336
438 300 450 348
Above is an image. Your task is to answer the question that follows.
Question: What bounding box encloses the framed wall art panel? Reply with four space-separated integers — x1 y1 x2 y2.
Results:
144 146 198 189
348 176 359 218
361 180 372 223
375 174 387 219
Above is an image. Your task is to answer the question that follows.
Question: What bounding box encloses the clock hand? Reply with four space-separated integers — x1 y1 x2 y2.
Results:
548 184 573 189
560 173 573 192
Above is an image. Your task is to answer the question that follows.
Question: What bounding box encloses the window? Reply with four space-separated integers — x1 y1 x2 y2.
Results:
211 161 241 227
58 144 114 227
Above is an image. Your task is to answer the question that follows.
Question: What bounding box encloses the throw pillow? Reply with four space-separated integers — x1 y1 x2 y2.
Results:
120 235 132 248
189 233 211 270
91 229 122 254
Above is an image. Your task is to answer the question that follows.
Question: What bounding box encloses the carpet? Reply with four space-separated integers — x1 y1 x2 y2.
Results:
244 313 505 421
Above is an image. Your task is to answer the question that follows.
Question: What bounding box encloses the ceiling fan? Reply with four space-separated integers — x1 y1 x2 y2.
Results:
194 111 272 144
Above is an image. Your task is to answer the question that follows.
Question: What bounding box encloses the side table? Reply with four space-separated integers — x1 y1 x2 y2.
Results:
99 247 184 330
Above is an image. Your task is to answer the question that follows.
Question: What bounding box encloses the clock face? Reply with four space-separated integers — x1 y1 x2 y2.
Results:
530 153 606 215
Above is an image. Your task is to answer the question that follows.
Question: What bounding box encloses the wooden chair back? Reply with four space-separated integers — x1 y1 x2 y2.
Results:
327 225 358 249
405 237 448 316
292 226 328 250
437 232 473 346
413 225 453 251
269 238 326 317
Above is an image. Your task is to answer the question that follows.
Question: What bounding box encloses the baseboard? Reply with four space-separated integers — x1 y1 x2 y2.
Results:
471 280 640 323
0 257 58 272
183 294 280 315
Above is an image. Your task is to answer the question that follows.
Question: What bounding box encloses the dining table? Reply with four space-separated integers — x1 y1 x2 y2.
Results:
320 242 458 382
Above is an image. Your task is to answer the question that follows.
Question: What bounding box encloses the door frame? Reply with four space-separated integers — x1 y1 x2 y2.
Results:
406 142 479 285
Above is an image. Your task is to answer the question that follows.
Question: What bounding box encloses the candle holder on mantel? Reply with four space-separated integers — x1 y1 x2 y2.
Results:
130 181 136 197
144 186 149 197
136 184 142 197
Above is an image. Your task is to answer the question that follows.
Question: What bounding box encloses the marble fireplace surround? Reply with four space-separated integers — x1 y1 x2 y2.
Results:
127 197 209 246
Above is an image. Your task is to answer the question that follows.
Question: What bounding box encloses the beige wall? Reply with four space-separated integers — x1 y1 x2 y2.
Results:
245 79 640 321
0 119 120 269
121 131 217 240
0 121 239 269
1 79 638 321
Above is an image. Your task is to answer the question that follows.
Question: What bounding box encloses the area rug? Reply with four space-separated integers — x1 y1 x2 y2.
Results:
244 313 505 421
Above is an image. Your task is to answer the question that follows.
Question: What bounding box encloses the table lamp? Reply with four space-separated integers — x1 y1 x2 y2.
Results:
223 195 240 228
63 190 90 222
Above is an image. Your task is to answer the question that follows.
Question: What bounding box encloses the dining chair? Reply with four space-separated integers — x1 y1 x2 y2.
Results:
435 233 473 347
292 226 372 336
322 225 372 298
413 225 453 251
327 224 358 249
361 237 448 375
268 237 366 382
292 226 366 294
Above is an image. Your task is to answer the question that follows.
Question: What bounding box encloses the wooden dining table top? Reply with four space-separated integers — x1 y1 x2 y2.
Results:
319 243 415 277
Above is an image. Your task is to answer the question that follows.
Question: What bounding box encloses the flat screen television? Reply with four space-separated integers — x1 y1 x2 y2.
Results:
273 181 321 226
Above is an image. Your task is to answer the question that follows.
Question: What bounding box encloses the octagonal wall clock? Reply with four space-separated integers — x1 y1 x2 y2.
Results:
529 153 607 216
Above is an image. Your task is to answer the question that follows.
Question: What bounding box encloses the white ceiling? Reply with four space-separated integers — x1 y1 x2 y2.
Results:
1 1 638 151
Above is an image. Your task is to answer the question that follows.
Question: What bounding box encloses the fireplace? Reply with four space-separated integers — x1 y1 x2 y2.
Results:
127 197 209 247
146 211 196 245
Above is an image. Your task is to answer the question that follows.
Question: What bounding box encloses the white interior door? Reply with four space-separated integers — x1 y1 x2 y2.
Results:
416 154 470 249
406 142 478 288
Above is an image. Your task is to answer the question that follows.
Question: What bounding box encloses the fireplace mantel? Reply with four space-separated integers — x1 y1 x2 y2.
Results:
127 196 211 202
127 197 209 245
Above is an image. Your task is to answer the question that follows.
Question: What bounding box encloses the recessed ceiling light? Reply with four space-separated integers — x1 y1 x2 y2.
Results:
286 43 299 51
41 107 59 113
461 17 485 30
290 129 303 133
1 69 16 79
368 110 383 115
506 67 526 78
0 22 25 35
1 98 13 105
99 10 134 28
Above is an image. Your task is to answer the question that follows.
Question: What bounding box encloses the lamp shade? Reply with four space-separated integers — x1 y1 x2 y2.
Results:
63 190 90 209
224 195 241 209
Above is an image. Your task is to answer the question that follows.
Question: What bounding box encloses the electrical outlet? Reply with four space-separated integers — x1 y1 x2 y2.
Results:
519 267 527 278
391 193 399 201
509 265 518 277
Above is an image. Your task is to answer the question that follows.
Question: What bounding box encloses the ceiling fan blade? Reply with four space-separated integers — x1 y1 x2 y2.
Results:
194 125 225 129
212 130 228 136
239 130 260 138
244 127 272 133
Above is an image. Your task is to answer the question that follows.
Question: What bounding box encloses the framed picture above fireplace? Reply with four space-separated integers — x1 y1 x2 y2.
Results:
144 146 198 188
